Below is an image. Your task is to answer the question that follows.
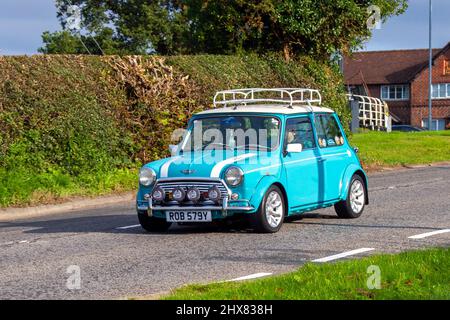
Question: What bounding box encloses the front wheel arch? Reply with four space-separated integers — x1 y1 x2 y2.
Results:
250 176 288 210
250 184 286 233
340 165 369 205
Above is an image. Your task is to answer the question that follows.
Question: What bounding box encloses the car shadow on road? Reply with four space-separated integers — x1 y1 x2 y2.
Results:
289 213 443 231
0 214 259 235
0 212 442 236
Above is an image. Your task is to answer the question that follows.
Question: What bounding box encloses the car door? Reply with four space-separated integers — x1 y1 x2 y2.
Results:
282 116 322 209
314 113 349 202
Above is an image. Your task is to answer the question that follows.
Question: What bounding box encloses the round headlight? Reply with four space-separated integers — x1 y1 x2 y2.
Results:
172 187 186 202
152 186 165 202
186 187 201 202
139 167 156 186
207 186 221 202
224 166 244 187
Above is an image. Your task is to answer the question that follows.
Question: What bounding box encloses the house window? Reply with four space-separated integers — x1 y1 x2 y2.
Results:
380 85 409 100
421 118 446 131
431 83 450 99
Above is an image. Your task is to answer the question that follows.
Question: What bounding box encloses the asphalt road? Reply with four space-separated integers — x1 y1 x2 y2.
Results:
0 165 449 299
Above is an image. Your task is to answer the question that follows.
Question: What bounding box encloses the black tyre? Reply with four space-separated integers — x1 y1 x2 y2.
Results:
251 185 286 233
334 174 366 219
138 213 172 232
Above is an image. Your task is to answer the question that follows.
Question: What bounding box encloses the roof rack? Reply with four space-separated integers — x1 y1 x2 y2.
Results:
213 88 322 108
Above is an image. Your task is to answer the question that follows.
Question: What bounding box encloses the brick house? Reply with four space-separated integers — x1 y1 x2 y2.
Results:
344 42 450 130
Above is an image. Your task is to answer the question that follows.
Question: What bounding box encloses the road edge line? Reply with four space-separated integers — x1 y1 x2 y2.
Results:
227 273 273 282
312 248 375 263
408 229 450 239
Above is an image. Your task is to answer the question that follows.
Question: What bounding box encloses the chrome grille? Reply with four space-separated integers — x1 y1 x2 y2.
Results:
155 179 229 199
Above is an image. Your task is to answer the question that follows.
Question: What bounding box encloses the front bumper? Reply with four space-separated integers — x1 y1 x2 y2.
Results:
137 177 256 218
137 197 255 218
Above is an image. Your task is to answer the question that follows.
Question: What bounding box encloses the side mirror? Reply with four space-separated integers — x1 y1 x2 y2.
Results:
286 143 303 154
169 144 179 155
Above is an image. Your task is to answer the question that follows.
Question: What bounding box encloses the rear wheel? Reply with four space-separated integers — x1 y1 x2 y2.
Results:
138 213 172 232
251 185 285 233
334 174 366 219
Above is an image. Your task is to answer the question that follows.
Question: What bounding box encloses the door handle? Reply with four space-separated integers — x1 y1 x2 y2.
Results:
318 158 327 162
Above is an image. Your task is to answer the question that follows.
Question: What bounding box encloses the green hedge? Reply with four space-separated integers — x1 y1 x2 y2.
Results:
0 54 347 207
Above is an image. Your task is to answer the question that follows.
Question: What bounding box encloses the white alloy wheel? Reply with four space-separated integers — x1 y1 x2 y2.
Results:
265 191 284 228
349 179 365 214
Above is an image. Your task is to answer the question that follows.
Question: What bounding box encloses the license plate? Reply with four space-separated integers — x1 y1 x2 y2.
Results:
166 211 212 222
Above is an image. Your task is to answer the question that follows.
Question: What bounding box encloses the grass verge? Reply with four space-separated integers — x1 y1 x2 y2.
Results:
163 248 450 300
0 167 137 207
349 130 450 169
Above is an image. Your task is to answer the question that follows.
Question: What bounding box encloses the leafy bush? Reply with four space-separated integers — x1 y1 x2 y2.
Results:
166 54 349 131
0 54 347 207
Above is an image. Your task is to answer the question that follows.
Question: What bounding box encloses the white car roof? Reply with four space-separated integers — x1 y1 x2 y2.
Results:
196 104 334 115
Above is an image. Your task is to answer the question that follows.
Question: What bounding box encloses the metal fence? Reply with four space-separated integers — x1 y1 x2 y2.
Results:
347 94 391 132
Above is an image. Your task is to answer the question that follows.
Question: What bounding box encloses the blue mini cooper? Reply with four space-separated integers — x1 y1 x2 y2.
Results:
136 88 368 233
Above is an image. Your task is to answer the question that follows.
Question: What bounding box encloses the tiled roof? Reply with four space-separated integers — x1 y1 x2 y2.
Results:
344 48 441 85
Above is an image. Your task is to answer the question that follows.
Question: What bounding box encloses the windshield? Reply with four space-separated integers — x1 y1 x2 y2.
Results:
181 116 281 152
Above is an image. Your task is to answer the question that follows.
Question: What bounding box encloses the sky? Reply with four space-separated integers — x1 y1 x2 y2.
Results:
0 0 449 55
365 0 450 51
0 0 60 55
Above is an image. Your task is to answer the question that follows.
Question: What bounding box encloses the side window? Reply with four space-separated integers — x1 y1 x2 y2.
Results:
314 114 344 148
285 117 316 150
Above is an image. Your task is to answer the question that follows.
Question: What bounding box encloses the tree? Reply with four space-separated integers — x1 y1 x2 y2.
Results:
40 0 188 55
39 29 119 54
183 0 408 60
40 0 408 60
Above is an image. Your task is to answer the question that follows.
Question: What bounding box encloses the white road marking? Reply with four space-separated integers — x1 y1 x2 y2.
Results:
408 229 450 239
1 240 31 246
227 273 273 282
116 224 141 230
312 248 375 263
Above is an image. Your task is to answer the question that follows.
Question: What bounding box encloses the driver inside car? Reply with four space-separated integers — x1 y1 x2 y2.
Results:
286 123 314 149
